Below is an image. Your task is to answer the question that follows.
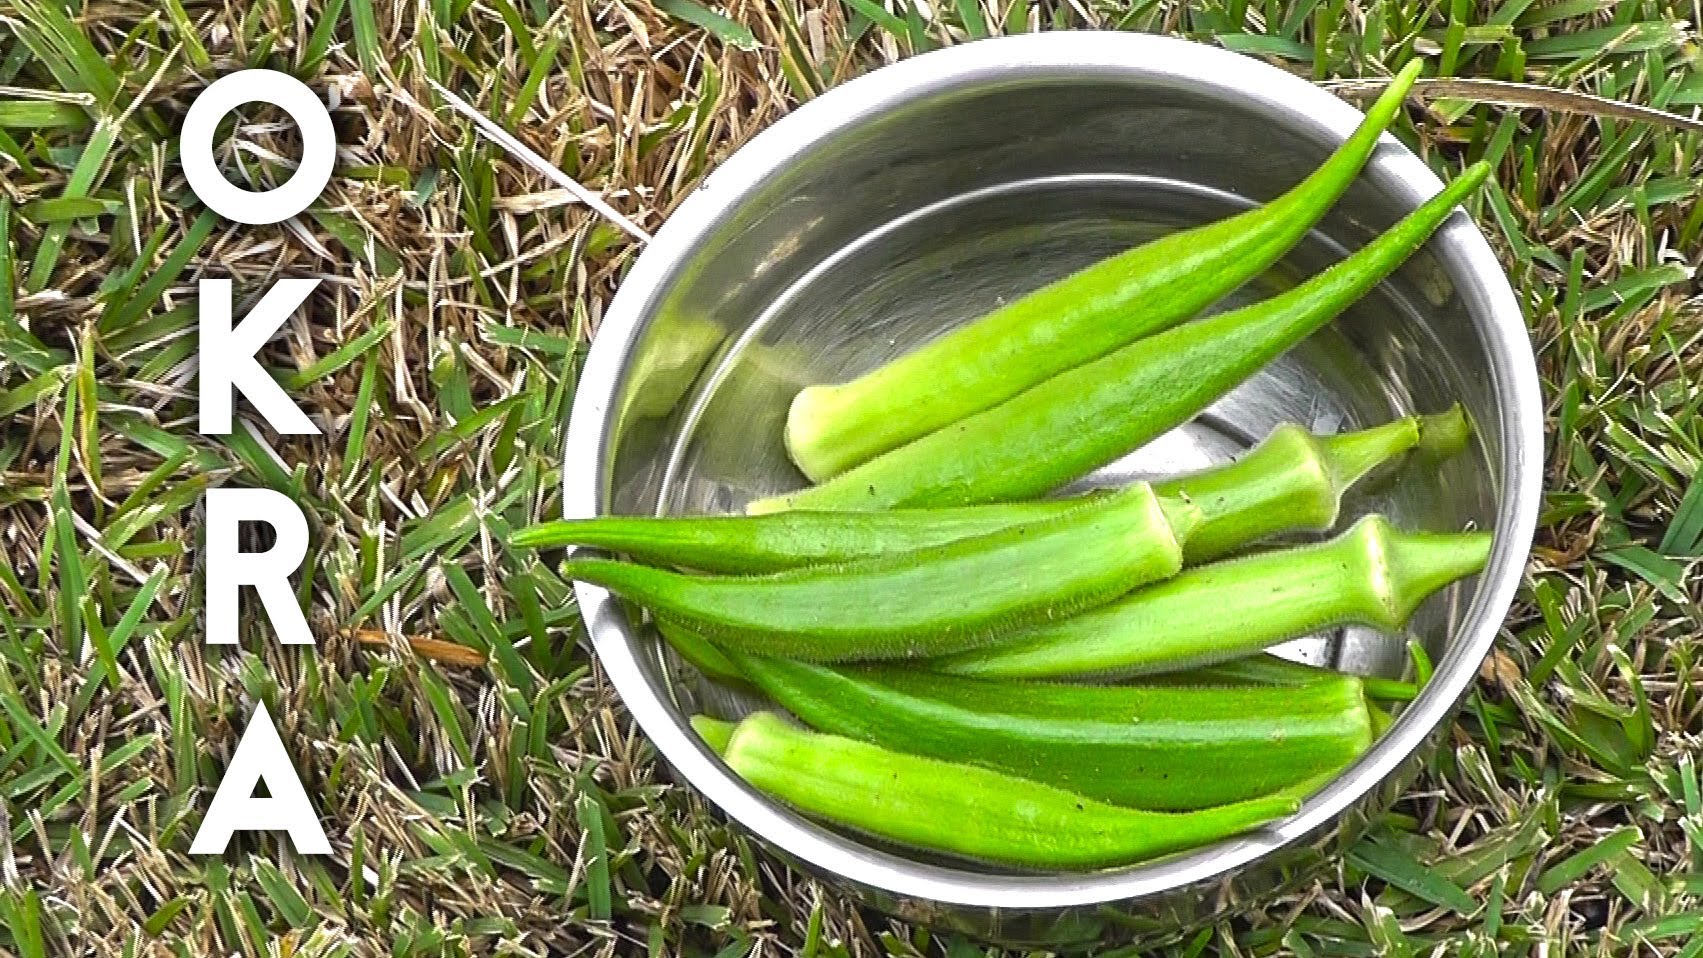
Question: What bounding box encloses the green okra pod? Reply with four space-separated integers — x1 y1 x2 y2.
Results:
695 712 1300 870
513 495 1169 574
518 410 1462 572
692 713 737 754
936 514 1492 679
732 653 1373 810
782 61 1425 483
752 162 1492 513
656 619 748 687
1151 653 1421 702
682 629 1421 703
563 483 1196 661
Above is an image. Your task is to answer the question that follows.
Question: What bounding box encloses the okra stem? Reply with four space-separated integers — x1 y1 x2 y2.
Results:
564 483 1195 661
707 711 1300 870
1158 406 1469 562
752 163 1492 512
935 515 1492 679
782 61 1424 482
734 654 1373 810
1416 403 1472 461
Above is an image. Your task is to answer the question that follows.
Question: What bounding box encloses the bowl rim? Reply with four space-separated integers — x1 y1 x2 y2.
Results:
563 31 1543 909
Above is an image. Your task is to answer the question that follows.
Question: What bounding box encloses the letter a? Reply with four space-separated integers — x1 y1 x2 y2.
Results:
190 701 331 855
198 278 321 435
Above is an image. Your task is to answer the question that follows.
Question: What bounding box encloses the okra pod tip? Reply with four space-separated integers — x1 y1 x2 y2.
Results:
519 497 1109 574
691 714 737 754
659 619 749 686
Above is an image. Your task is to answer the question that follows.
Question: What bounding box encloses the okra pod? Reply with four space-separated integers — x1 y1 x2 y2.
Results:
1158 405 1468 562
656 619 748 687
782 62 1425 482
512 495 1153 574
752 162 1492 513
563 483 1196 661
674 619 1417 700
696 711 1299 870
693 713 737 754
936 515 1492 679
1152 653 1421 702
733 654 1373 810
518 411 1455 572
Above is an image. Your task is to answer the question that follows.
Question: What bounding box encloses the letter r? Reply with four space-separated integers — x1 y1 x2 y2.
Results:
205 488 313 646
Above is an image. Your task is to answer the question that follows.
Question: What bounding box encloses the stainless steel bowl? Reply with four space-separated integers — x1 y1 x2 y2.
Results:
563 32 1541 947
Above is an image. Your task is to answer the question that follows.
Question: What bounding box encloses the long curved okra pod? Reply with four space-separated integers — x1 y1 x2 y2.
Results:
752 162 1492 513
675 629 1420 700
696 712 1299 869
1155 653 1421 702
732 654 1372 810
514 409 1463 572
511 495 1144 574
563 483 1196 661
782 62 1425 483
936 515 1492 679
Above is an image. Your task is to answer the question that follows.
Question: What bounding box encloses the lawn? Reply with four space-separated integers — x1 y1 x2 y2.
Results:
1 0 1701 955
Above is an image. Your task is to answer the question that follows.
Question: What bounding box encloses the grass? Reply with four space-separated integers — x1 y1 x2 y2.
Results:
0 0 1700 955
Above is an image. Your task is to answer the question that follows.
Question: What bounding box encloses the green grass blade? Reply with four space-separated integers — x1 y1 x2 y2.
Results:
282 319 394 391
1659 473 1703 556
25 118 117 293
654 0 758 50
1348 838 1478 914
104 209 219 331
575 789 613 919
1537 825 1643 894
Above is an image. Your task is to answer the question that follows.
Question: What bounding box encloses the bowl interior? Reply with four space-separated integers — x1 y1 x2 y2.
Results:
584 39 1516 899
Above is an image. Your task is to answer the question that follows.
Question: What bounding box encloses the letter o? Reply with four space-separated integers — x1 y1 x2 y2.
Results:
181 70 335 225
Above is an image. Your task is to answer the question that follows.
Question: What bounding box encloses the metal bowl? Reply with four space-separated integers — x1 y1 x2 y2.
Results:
563 32 1541 947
